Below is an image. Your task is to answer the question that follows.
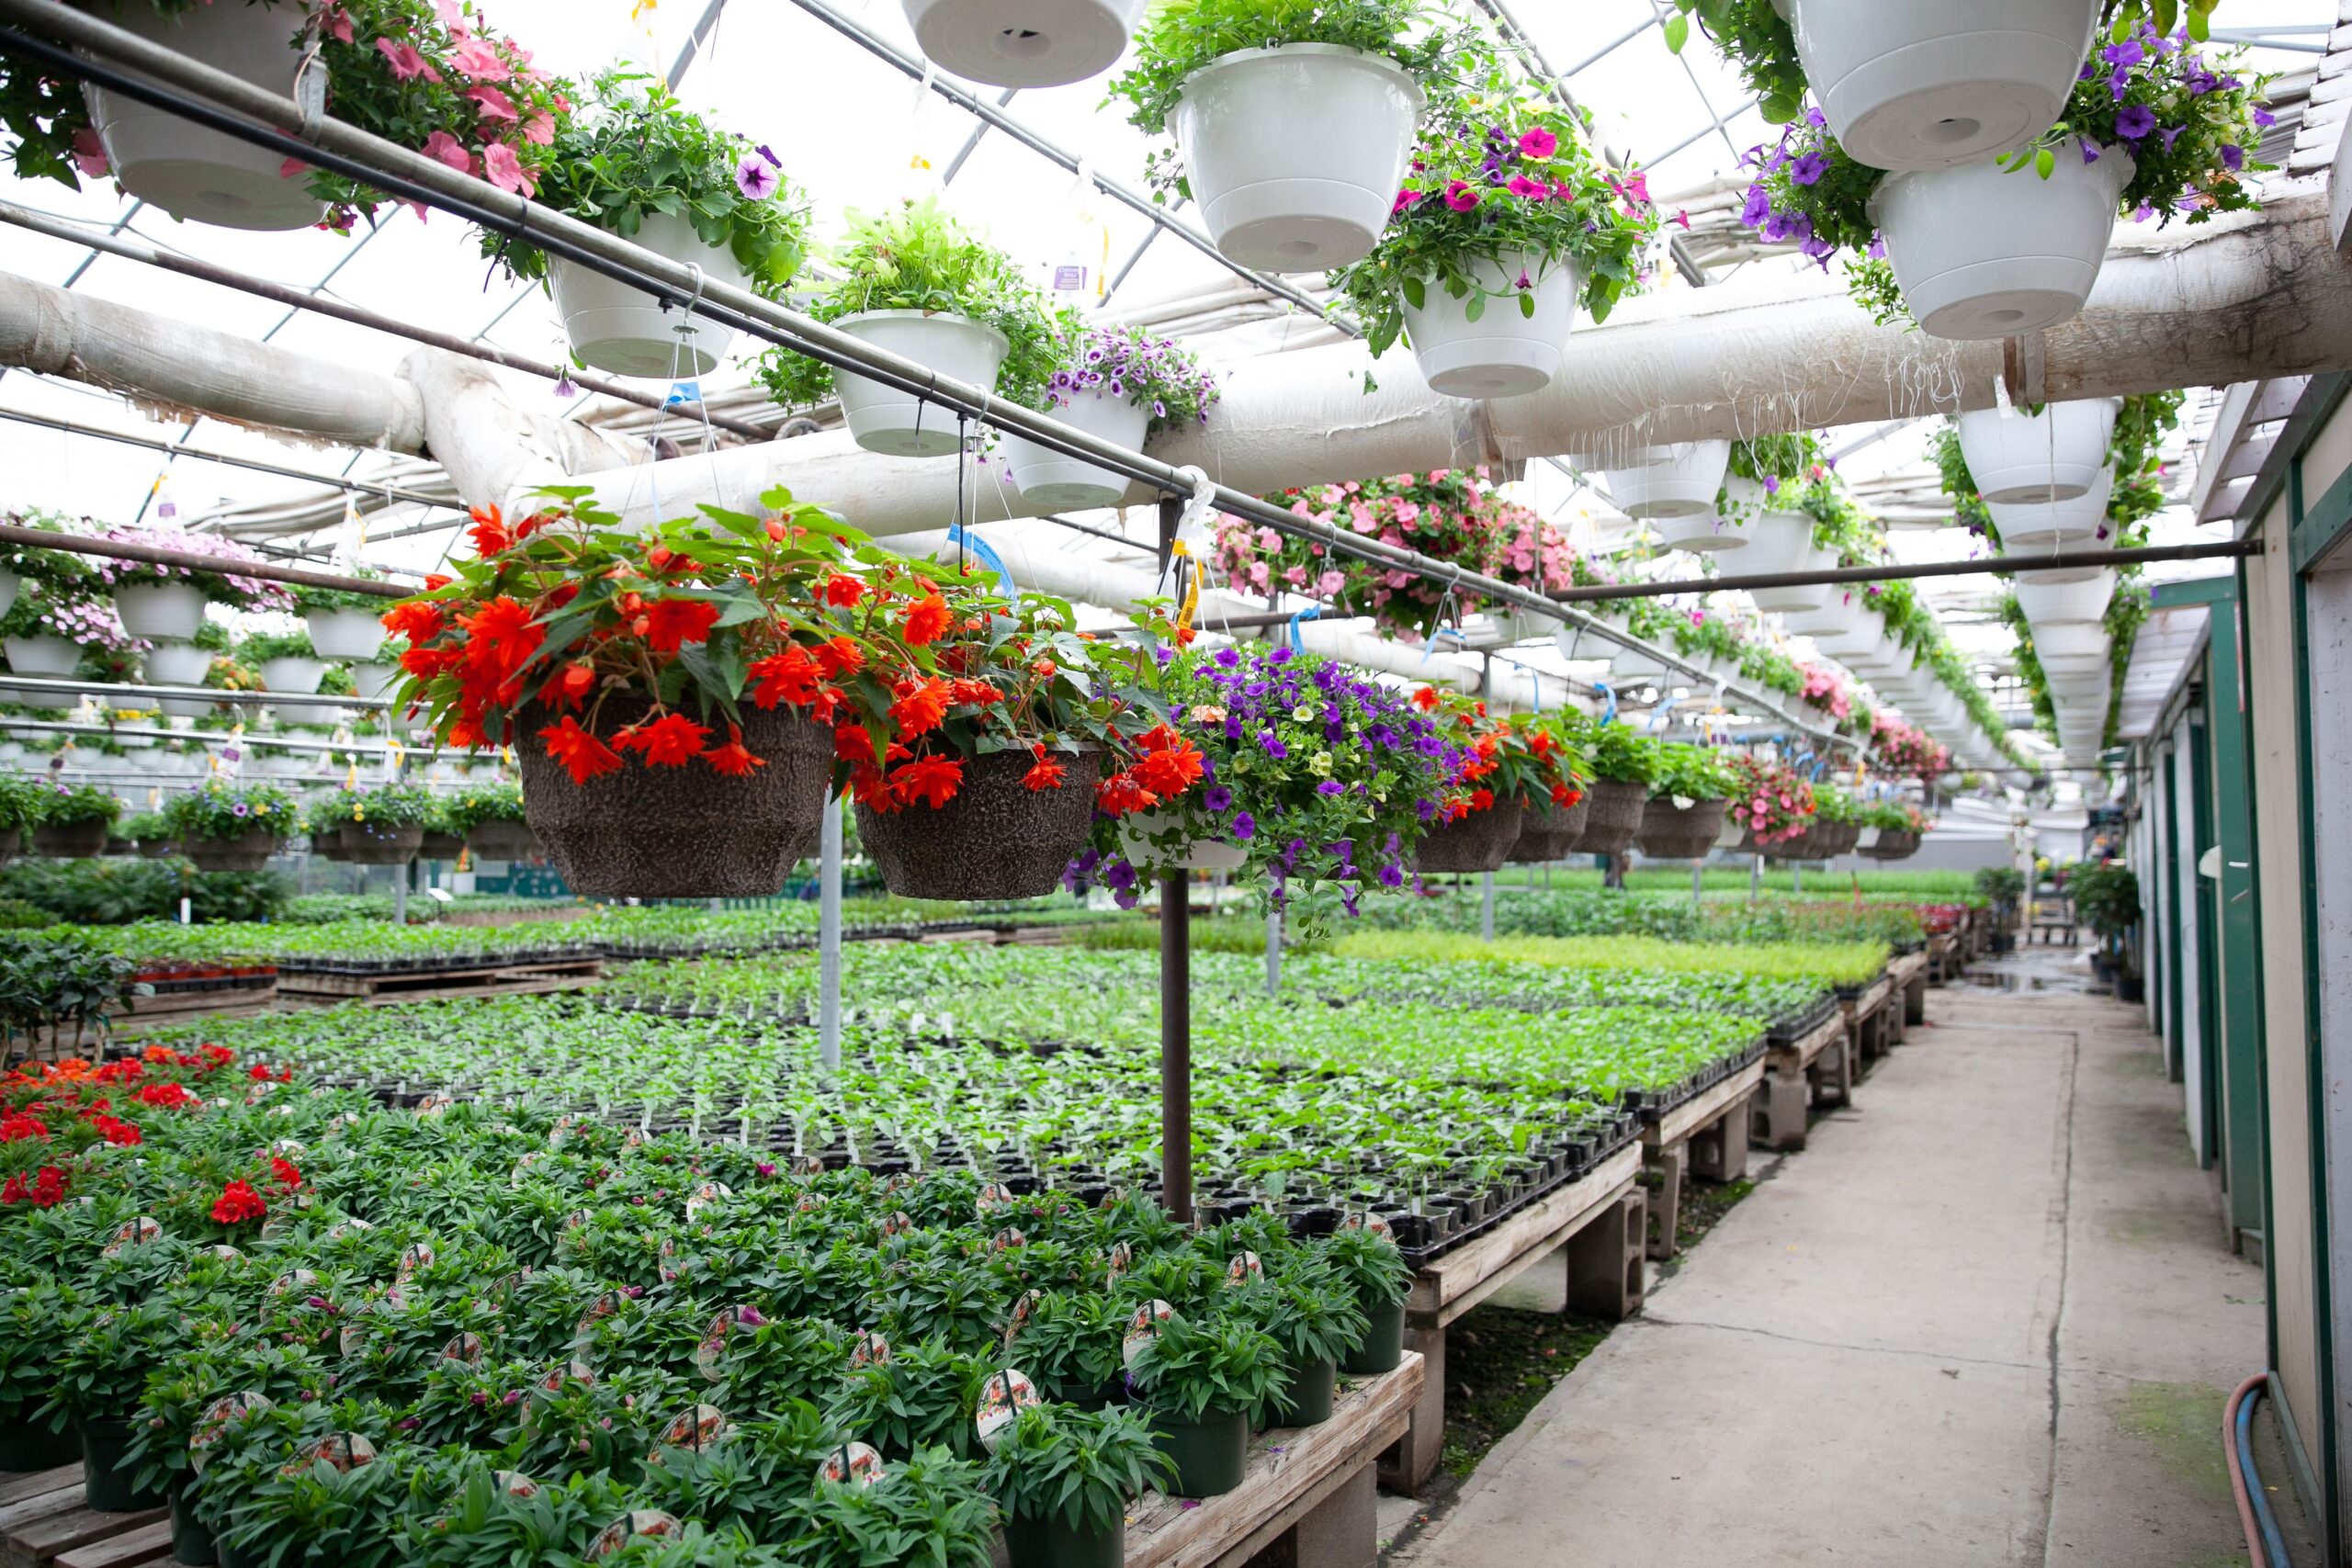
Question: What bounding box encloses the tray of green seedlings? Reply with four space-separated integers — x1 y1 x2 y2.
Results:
0 1044 1423 1566
174 987 1631 1264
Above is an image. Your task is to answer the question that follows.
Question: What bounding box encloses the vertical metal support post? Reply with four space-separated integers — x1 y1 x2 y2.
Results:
392 861 409 926
1750 852 1762 902
1481 871 1496 941
820 794 843 1074
1792 863 1803 897
1692 862 1702 909
1161 873 1193 1224
1264 909 1282 997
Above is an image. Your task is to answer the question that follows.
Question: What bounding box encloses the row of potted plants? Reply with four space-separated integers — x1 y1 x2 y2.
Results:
0 1044 1418 1566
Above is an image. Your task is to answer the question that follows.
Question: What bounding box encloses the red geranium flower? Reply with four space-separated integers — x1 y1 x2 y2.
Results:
269 1156 303 1190
1412 686 1440 711
705 726 766 778
136 1081 192 1110
1022 756 1067 792
538 716 623 785
820 574 866 609
888 679 951 739
888 754 964 810
640 598 722 655
210 1179 267 1225
379 602 443 645
1 1166 67 1208
902 595 951 646
613 713 711 768
466 503 511 556
811 637 865 679
748 649 820 710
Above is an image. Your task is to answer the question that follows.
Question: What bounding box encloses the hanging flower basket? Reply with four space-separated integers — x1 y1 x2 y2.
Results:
901 0 1147 87
1860 828 1921 860
1988 468 2116 549
1958 399 2120 503
184 829 283 874
0 569 19 623
518 699 834 898
1508 792 1589 863
1813 819 1863 856
34 820 110 858
419 831 466 859
1399 253 1579 400
1634 796 1728 861
1118 806 1247 874
257 656 328 695
1596 441 1731 521
144 640 214 687
1001 392 1149 512
1739 512 1838 615
1566 777 1646 856
1169 46 1425 273
311 833 352 863
339 822 424 865
859 748 1102 900
1870 141 2132 341
833 310 1012 457
548 212 752 379
111 581 208 641
1781 0 2101 172
305 607 386 661
1412 801 1525 874
5 635 80 677
466 821 541 861
82 0 328 231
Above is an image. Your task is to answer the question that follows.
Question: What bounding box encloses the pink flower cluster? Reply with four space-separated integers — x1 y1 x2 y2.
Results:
1728 753 1816 846
1871 711 1952 782
1797 662 1851 720
93 526 294 615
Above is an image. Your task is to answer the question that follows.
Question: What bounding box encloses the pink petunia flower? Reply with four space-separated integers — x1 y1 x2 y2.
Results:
449 36 506 79
481 141 535 196
522 112 556 147
1506 175 1544 199
375 37 439 84
1518 128 1559 159
69 128 107 178
467 84 518 122
1442 180 1480 212
422 130 471 173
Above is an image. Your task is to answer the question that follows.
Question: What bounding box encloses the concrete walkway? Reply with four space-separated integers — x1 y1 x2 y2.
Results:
1394 948 2316 1568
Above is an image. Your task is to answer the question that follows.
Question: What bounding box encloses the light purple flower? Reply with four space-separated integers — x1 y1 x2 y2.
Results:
734 154 779 201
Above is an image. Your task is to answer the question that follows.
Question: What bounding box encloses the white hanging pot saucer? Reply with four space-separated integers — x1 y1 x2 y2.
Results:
1000 392 1148 511
112 581 208 641
1117 807 1248 873
832 310 1011 458
1959 398 2121 503
900 0 1146 87
1595 441 1733 522
2014 570 2116 628
1870 141 2132 341
258 656 328 696
3 636 79 678
84 0 327 231
1170 44 1425 273
2031 622 2109 660
1725 502 1836 614
1399 253 1579 400
1987 466 2116 549
548 212 751 378
307 607 387 661
1781 0 2100 172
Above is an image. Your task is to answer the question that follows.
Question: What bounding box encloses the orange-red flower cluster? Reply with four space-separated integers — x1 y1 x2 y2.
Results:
1093 724 1205 818
209 1179 267 1225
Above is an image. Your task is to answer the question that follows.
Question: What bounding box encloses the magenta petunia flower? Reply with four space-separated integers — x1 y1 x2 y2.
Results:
1517 128 1558 159
735 154 779 201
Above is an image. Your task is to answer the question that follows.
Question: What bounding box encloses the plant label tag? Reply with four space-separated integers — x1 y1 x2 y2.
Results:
1123 1300 1173 1369
976 1368 1039 1452
817 1442 886 1489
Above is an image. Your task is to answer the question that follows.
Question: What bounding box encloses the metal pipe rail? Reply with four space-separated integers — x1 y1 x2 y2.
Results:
0 201 775 441
0 522 411 597
1548 540 2263 604
0 0 1854 750
0 720 451 758
0 672 392 710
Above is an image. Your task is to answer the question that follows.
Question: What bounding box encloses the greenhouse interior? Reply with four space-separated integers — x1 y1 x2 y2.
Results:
0 0 2347 1563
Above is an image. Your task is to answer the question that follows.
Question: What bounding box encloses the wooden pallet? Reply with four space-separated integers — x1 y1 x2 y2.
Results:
277 957 602 1006
1127 1356 1421 1568
0 1466 167 1568
106 983 279 1042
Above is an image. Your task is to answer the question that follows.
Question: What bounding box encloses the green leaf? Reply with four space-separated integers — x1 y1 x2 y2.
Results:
1662 13 1689 52
1463 294 1485 324
2034 147 2056 180
2186 8 2208 39
1398 276 1425 311
1760 92 1803 126
1518 291 1537 320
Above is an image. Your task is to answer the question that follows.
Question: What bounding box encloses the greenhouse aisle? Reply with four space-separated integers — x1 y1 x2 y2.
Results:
1391 948 2319 1568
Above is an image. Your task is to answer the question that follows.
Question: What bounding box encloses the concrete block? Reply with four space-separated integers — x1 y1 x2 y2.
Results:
1273 1460 1376 1568
1905 973 1928 1027
1809 1034 1853 1109
1643 1142 1686 1261
1566 1187 1646 1319
1689 1093 1752 1183
1751 1067 1809 1153
1376 1323 1445 1495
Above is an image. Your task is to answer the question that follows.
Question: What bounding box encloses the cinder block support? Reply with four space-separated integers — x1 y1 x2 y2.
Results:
1905 972 1928 1027
1750 1067 1809 1152
1810 1032 1854 1109
1643 1142 1686 1260
1278 1460 1377 1568
1566 1187 1647 1319
1688 1093 1752 1183
1376 1324 1445 1495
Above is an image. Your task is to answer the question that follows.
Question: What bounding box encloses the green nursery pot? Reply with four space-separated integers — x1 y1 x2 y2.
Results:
0 1416 79 1472
79 1419 166 1513
1149 1408 1249 1498
1340 1297 1405 1375
1003 1509 1124 1568
1269 1357 1336 1427
172 1484 219 1566
1052 1375 1128 1412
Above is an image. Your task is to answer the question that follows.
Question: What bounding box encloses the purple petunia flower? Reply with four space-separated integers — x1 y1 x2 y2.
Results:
1789 152 1828 186
2115 104 2156 141
1213 648 1240 670
1231 813 1256 841
1316 780 1344 796
2220 143 2244 171
734 154 779 201
1203 784 1233 813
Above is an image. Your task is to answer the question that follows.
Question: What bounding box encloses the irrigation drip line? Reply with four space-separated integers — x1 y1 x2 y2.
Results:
0 522 412 597
0 202 775 441
0 0 1856 750
0 407 457 522
1548 540 2262 604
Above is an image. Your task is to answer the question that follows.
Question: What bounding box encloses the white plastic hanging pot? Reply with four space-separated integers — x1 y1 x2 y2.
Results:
1987 467 2115 549
1783 0 2099 172
1170 45 1425 273
3 636 79 677
1782 596 1864 640
900 0 1146 87
1000 392 1148 511
144 640 213 685
2031 622 2109 660
832 310 1011 458
1869 142 2132 341
548 212 751 378
1958 399 2121 503
1399 253 1578 400
1725 499 1838 613
306 607 386 661
1117 807 1248 873
1605 647 1672 688
111 581 208 641
2015 570 2115 627
258 656 327 695
0 570 19 623
1595 441 1732 521
82 0 326 231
